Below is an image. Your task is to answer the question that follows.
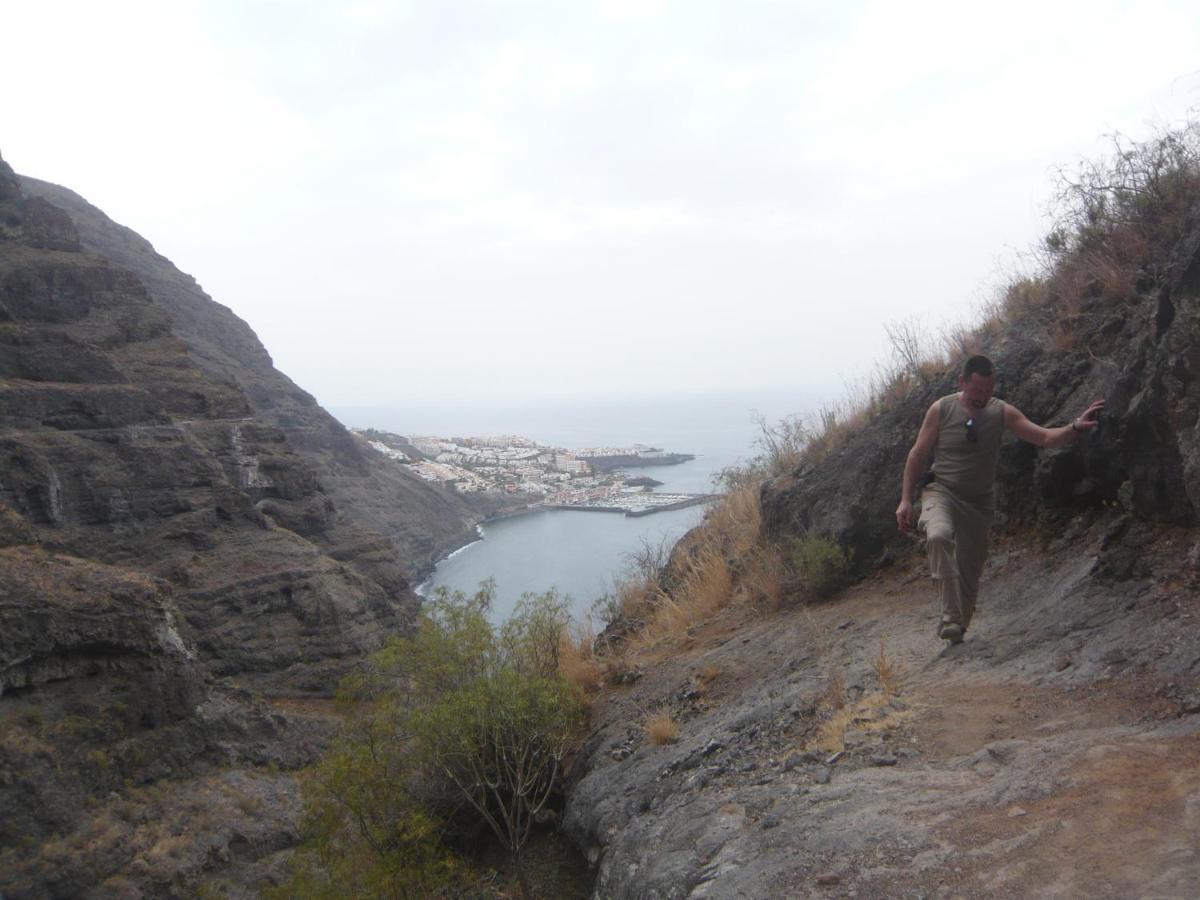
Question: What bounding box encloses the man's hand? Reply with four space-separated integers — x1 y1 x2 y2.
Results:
1072 399 1106 434
896 499 914 534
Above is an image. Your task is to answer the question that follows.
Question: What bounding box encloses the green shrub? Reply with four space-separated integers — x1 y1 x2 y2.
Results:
791 534 849 599
277 580 586 898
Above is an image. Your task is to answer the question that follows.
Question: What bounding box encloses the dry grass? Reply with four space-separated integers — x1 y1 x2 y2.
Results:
628 543 735 652
559 615 605 693
871 639 907 697
809 691 911 753
689 663 721 699
645 711 681 745
702 484 762 558
811 703 861 753
822 669 845 712
741 123 1200 470
736 544 786 610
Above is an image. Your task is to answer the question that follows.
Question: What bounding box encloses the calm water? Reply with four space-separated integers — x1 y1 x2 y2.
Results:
333 389 836 622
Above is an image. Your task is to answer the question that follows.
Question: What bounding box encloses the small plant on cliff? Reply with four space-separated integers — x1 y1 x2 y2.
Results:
645 710 680 745
790 533 850 600
277 581 587 899
871 639 907 697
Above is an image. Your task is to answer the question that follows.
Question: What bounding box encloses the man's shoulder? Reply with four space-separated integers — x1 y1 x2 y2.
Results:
932 393 958 414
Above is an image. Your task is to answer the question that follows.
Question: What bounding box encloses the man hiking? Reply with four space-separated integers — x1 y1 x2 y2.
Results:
896 355 1104 644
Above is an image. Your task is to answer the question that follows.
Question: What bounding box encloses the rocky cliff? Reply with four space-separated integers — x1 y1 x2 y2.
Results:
562 142 1200 897
760 207 1200 566
0 157 479 895
18 174 485 579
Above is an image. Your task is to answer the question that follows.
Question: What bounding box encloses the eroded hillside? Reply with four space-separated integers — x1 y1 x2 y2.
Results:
564 131 1200 898
0 156 484 895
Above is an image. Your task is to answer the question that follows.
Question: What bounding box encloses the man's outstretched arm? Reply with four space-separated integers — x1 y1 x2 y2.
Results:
1004 399 1105 448
896 402 940 534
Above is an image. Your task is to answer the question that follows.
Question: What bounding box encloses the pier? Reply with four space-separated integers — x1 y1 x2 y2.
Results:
544 493 714 517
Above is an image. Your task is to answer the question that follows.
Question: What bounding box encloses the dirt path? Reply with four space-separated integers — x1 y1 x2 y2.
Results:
567 532 1200 898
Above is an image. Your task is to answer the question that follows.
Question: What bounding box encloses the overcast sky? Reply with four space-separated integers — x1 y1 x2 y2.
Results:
3 1 1199 417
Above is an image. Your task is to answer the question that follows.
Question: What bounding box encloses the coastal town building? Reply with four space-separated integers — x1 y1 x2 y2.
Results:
353 430 708 516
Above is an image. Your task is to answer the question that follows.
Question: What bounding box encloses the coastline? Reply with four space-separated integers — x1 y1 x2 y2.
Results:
413 492 717 602
414 504 545 597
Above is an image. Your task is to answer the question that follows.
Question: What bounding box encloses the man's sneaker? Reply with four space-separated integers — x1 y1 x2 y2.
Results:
939 622 964 644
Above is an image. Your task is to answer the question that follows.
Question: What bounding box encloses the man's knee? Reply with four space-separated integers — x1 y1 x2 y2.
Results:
925 526 954 549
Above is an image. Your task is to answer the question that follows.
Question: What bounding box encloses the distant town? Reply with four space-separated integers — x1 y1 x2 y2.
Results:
353 429 711 516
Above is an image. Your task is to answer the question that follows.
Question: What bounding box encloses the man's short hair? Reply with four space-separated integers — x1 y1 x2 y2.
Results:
962 355 994 380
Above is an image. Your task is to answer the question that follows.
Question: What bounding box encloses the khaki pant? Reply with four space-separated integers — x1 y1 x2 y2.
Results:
918 485 993 632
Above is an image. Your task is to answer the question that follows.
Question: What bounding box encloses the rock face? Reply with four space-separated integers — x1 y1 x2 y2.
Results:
565 183 1200 896
563 523 1200 898
18 174 484 581
0 156 478 895
760 205 1200 565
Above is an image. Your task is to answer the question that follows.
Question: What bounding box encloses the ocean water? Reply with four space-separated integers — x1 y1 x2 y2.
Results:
332 388 835 622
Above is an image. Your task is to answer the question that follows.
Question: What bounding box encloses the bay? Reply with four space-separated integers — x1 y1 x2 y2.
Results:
333 388 835 623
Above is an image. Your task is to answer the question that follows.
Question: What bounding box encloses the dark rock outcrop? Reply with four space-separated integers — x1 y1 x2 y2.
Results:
761 208 1200 566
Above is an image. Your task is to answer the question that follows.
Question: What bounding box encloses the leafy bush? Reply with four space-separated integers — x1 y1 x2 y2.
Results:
790 533 849 599
275 581 587 898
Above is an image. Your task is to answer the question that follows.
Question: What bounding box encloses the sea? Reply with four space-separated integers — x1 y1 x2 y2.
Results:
332 388 837 623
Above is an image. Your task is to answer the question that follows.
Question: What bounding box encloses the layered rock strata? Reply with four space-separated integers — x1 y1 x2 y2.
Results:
0 155 474 895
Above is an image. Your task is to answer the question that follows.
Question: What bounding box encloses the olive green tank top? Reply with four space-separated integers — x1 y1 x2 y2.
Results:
930 393 1005 506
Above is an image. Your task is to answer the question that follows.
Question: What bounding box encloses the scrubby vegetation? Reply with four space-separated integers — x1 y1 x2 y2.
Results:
807 120 1200 464
273 119 1200 898
644 711 681 745
588 411 852 661
587 119 1200 668
274 582 587 899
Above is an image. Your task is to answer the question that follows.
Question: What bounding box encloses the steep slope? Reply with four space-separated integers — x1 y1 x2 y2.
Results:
563 145 1200 897
0 158 416 694
564 523 1200 897
18 174 484 578
0 156 474 895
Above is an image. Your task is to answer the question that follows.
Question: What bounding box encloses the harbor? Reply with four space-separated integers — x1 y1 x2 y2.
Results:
545 492 715 517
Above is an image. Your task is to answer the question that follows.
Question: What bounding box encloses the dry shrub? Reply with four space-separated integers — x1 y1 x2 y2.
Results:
703 484 762 560
871 640 906 697
597 643 641 686
559 615 604 693
144 834 191 865
736 543 786 611
999 274 1051 321
645 711 680 745
630 551 731 650
810 691 910 753
697 664 720 685
1033 123 1200 347
812 703 859 753
749 123 1200 475
822 668 845 712
594 537 672 631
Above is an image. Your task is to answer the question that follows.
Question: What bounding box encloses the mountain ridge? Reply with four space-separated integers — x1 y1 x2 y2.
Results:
0 156 490 895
